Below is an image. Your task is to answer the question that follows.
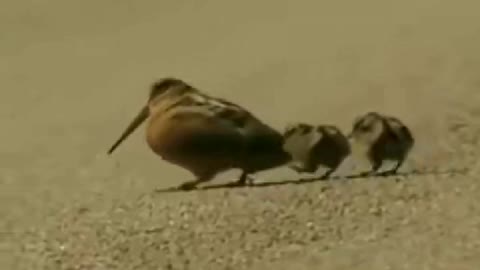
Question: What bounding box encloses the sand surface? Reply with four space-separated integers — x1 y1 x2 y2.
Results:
2 0 480 269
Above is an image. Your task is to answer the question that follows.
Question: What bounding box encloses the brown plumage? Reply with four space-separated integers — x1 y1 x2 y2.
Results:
347 111 415 176
282 122 351 179
107 77 291 190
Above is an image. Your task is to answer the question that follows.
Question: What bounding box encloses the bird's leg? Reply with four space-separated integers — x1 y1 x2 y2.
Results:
299 164 318 174
176 180 202 191
239 171 255 185
359 159 382 177
289 163 306 173
289 159 317 174
319 164 339 180
380 157 405 176
226 171 255 187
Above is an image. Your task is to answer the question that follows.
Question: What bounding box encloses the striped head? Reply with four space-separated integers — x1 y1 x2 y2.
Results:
318 125 342 137
317 124 352 155
148 77 198 105
348 112 385 145
107 77 198 155
282 122 319 162
283 122 313 138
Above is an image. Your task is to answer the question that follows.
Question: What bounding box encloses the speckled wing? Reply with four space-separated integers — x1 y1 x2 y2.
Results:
156 104 247 159
384 117 414 144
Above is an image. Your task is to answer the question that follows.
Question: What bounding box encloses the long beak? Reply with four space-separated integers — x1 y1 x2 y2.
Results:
107 105 149 155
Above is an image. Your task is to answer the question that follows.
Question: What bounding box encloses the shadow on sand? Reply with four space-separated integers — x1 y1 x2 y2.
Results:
154 167 470 194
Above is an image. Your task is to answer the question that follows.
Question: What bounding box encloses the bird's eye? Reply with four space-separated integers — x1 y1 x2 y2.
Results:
359 125 371 131
283 127 297 138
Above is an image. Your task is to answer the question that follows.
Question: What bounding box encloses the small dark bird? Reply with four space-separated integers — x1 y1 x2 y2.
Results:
282 122 351 179
347 111 415 176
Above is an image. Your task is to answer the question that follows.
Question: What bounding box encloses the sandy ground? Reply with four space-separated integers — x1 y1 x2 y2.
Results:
2 0 480 269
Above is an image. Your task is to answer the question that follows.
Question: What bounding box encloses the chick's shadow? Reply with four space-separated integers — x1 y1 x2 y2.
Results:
154 167 469 193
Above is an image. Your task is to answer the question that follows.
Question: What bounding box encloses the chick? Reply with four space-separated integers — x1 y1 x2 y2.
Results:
347 111 415 176
282 122 351 179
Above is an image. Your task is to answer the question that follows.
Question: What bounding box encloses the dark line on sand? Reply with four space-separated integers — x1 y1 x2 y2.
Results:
154 167 470 194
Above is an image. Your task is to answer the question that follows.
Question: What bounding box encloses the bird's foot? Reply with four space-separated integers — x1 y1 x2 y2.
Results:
319 172 333 180
176 180 200 191
289 163 317 174
225 173 255 187
377 170 397 177
358 170 378 177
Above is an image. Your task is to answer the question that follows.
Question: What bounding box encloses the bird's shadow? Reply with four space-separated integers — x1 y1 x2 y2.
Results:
154 167 470 194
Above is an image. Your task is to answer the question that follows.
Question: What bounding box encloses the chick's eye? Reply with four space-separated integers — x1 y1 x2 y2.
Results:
284 127 297 138
359 125 371 131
